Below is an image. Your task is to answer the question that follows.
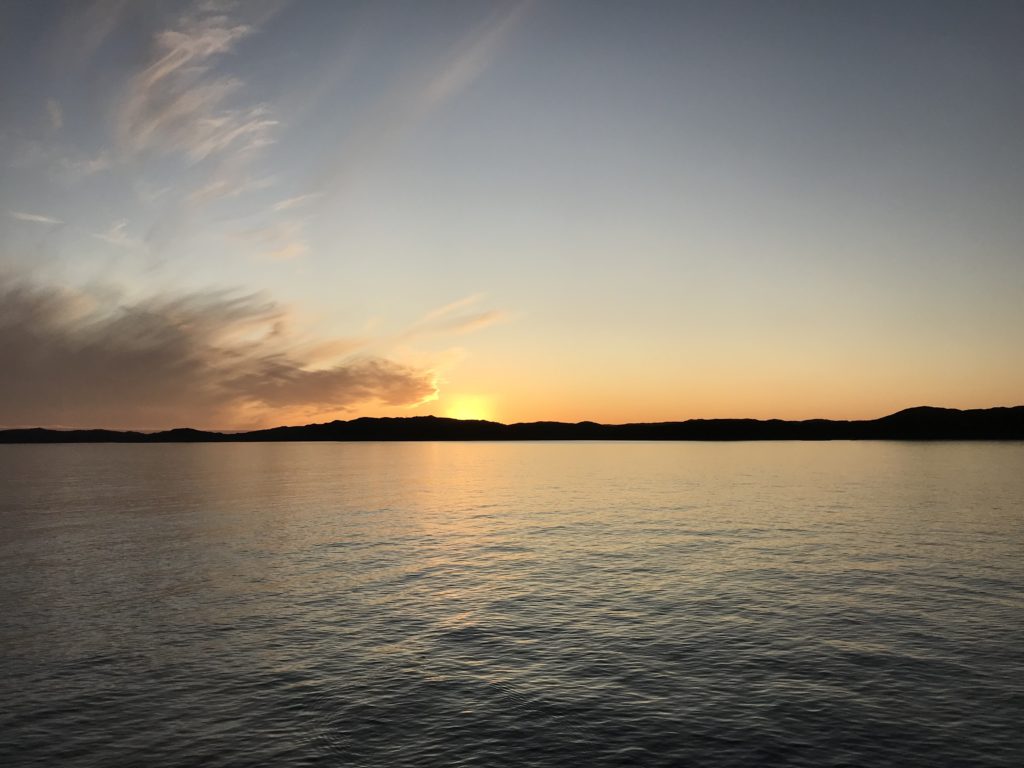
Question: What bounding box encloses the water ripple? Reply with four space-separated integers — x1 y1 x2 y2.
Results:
1 441 1022 766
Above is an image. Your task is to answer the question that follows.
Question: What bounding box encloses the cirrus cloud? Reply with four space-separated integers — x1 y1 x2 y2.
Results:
117 2 276 163
8 210 63 225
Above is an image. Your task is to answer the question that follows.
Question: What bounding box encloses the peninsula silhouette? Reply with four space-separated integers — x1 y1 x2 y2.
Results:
2 406 1023 443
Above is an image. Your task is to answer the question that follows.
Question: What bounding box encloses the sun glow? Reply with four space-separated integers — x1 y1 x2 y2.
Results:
445 395 495 422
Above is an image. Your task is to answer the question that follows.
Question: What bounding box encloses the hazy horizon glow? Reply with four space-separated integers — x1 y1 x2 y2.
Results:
2 0 1022 429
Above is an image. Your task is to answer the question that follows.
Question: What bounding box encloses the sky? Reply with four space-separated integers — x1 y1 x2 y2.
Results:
1 0 1022 430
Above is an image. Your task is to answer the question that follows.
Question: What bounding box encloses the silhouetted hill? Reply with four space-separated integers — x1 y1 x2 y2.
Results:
2 406 1023 443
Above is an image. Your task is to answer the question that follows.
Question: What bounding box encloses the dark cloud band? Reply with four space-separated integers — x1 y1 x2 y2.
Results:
0 275 436 429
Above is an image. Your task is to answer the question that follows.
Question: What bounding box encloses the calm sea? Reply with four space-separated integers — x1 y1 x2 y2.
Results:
1 441 1022 767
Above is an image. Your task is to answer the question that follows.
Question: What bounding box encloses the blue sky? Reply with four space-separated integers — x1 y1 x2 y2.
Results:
1 0 1022 428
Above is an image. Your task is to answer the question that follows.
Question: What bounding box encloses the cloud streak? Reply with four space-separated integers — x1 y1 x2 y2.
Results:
405 294 507 339
7 136 111 184
272 193 319 212
0 274 437 429
92 220 142 248
118 2 276 163
8 211 63 225
235 217 309 260
312 1 530 197
49 0 132 72
46 98 63 131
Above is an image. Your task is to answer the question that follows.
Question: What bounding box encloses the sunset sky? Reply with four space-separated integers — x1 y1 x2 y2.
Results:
1 0 1022 429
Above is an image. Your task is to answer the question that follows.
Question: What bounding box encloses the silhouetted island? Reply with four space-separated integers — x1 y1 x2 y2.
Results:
1 406 1023 443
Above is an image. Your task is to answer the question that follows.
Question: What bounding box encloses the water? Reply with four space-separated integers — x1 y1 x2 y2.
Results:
1 441 1022 767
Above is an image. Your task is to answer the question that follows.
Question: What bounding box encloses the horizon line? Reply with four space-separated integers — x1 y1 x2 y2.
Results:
2 404 1023 439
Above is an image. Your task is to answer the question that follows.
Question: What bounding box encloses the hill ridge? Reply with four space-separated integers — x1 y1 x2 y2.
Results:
1 406 1023 443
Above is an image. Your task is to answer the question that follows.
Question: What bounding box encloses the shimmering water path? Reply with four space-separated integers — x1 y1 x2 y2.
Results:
2 441 1022 766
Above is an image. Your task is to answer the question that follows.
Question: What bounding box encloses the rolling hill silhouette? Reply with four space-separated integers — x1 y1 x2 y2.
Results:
1 406 1022 443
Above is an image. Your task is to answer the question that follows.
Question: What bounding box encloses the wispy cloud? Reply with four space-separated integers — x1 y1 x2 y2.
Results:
57 149 111 179
0 273 437 430
46 98 63 131
405 294 507 339
7 136 111 184
187 170 274 204
312 2 530 196
436 310 506 335
420 294 487 324
417 2 532 111
272 193 320 212
236 217 309 260
93 220 141 248
118 1 276 163
50 0 132 71
265 241 307 261
8 210 63 225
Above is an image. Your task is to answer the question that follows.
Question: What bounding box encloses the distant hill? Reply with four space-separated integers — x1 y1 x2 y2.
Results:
2 406 1023 443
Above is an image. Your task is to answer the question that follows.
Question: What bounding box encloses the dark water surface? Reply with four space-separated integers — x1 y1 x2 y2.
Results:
1 441 1022 767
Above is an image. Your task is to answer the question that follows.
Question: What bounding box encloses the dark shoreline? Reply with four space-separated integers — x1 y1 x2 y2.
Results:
2 405 1023 443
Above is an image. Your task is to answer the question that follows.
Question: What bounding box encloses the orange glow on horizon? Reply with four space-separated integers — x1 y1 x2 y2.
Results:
444 395 495 422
